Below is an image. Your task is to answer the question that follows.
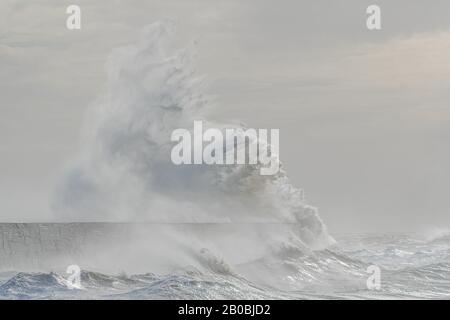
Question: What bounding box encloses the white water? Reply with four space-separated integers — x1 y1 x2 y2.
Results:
55 21 328 239
1 21 448 300
0 228 448 299
50 20 332 274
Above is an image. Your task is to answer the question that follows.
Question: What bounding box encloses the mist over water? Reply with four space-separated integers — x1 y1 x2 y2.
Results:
0 21 448 300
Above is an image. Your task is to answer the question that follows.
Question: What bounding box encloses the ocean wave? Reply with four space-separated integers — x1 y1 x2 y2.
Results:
53 20 332 252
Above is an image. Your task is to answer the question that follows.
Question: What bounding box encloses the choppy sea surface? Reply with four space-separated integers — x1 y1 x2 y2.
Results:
1 21 448 301
0 232 448 300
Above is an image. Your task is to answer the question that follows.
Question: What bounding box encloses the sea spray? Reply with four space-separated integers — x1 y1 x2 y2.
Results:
52 21 333 277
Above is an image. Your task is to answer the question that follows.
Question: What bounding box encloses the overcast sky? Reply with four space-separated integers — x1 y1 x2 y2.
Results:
1 0 450 233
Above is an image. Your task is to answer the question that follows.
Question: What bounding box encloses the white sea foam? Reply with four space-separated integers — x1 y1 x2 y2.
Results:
1 231 448 299
1 21 448 301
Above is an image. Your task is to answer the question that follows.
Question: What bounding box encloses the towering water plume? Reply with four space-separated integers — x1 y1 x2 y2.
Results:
53 21 332 252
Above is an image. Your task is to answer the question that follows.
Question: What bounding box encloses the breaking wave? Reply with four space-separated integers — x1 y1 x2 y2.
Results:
1 21 448 300
52 19 332 270
55 20 329 242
